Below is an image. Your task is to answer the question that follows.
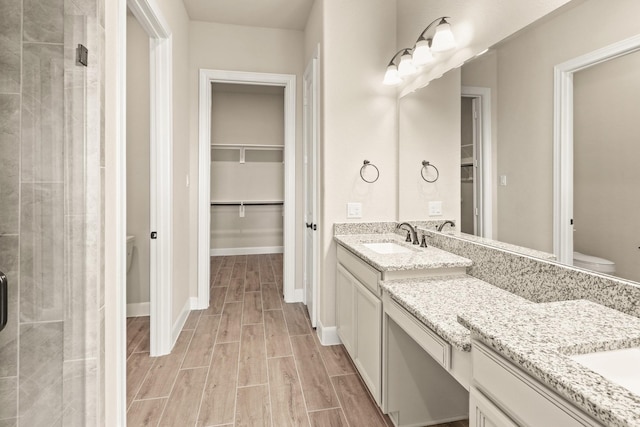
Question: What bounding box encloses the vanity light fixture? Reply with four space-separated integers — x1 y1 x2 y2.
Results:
383 16 456 85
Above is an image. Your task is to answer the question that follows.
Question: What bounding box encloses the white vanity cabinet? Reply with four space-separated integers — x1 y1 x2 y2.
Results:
336 245 383 405
471 340 602 427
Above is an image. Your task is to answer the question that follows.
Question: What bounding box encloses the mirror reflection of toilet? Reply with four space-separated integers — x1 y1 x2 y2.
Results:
127 235 136 273
573 251 615 275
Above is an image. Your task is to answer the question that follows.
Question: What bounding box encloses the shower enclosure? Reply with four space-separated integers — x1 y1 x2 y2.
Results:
0 0 105 425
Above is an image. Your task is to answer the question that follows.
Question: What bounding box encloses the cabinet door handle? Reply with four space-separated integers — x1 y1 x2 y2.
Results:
0 271 7 333
306 223 312 229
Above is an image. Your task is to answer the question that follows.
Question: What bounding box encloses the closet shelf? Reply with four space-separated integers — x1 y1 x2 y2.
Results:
211 143 283 150
210 200 284 206
211 144 284 164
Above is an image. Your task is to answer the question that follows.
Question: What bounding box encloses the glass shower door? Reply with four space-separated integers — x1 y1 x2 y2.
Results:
0 1 103 425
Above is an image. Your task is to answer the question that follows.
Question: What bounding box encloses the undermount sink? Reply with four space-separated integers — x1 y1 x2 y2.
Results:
569 347 640 395
362 242 415 254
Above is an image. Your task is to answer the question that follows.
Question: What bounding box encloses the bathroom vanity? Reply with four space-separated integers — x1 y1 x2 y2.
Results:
335 233 470 407
334 223 640 427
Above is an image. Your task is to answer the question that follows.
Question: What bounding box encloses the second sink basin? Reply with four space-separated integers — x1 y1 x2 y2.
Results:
362 242 415 254
569 347 640 395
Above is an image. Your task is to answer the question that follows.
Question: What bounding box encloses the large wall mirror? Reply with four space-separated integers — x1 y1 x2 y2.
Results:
398 0 640 284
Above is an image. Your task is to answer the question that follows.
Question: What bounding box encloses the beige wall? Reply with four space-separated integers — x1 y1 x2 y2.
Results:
398 69 461 222
573 50 640 283
126 14 150 306
493 0 640 252
320 0 398 328
210 85 285 146
188 21 305 294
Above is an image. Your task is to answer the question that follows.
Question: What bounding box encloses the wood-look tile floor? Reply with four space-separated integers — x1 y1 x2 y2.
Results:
126 254 469 427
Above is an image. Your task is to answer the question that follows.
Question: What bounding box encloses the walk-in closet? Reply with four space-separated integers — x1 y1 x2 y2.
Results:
210 83 285 255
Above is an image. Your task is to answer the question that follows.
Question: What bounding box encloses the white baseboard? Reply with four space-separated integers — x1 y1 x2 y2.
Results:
316 319 342 346
210 246 284 256
126 302 150 317
293 288 304 302
171 297 192 346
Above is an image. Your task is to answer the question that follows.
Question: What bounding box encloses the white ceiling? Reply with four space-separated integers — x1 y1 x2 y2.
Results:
182 0 315 31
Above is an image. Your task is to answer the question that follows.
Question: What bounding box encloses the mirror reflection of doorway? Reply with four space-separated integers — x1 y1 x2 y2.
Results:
572 49 640 283
460 96 481 236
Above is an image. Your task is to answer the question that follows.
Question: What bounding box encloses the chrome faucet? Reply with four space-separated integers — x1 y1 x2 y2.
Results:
437 220 455 232
396 222 419 245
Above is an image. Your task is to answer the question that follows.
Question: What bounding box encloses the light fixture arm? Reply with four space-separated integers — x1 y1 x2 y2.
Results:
387 48 412 66
415 16 450 44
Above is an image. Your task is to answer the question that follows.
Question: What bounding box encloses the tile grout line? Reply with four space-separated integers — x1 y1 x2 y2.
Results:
277 260 314 427
312 329 353 427
231 257 246 427
154 325 196 424
194 257 230 427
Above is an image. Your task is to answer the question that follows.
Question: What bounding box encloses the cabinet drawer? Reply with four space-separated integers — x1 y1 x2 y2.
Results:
383 293 451 370
472 341 602 427
337 244 381 295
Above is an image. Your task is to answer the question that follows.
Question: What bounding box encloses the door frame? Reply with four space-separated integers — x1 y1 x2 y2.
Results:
461 86 493 239
114 0 173 422
553 34 640 264
127 0 173 358
303 46 320 327
197 69 297 308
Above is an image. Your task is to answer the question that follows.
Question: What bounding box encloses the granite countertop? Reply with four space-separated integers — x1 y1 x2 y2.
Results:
380 274 533 351
459 300 640 427
334 233 472 272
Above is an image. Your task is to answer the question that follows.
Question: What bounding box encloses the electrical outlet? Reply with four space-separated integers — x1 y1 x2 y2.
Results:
347 202 362 219
428 201 442 216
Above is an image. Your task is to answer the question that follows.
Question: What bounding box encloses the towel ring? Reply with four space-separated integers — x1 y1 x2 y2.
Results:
360 160 380 183
421 160 439 183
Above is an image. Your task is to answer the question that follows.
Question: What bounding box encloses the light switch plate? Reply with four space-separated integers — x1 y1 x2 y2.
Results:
347 202 362 219
500 175 507 186
428 201 443 216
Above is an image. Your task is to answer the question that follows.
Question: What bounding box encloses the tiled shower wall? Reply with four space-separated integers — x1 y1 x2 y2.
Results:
0 0 105 425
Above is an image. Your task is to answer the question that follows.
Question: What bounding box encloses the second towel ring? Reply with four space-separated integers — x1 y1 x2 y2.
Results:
360 160 380 183
421 160 439 183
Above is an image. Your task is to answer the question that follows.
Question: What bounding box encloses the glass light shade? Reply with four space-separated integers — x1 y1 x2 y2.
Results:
397 52 417 77
382 65 402 85
431 21 456 53
412 39 433 66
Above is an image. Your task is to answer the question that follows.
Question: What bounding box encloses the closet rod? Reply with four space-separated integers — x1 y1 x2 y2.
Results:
210 201 284 206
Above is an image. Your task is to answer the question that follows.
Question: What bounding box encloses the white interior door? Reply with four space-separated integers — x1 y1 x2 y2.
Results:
303 53 319 327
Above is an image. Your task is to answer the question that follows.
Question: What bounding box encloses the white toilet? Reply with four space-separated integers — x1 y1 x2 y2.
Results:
573 251 616 275
126 235 136 273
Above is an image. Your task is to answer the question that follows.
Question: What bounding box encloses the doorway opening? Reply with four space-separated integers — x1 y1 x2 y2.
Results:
460 96 480 235
209 83 285 257
198 70 297 310
554 34 640 280
125 0 173 356
461 86 492 238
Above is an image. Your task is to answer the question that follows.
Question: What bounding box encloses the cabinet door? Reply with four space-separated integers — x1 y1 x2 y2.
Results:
470 387 517 427
336 264 355 358
354 279 382 406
